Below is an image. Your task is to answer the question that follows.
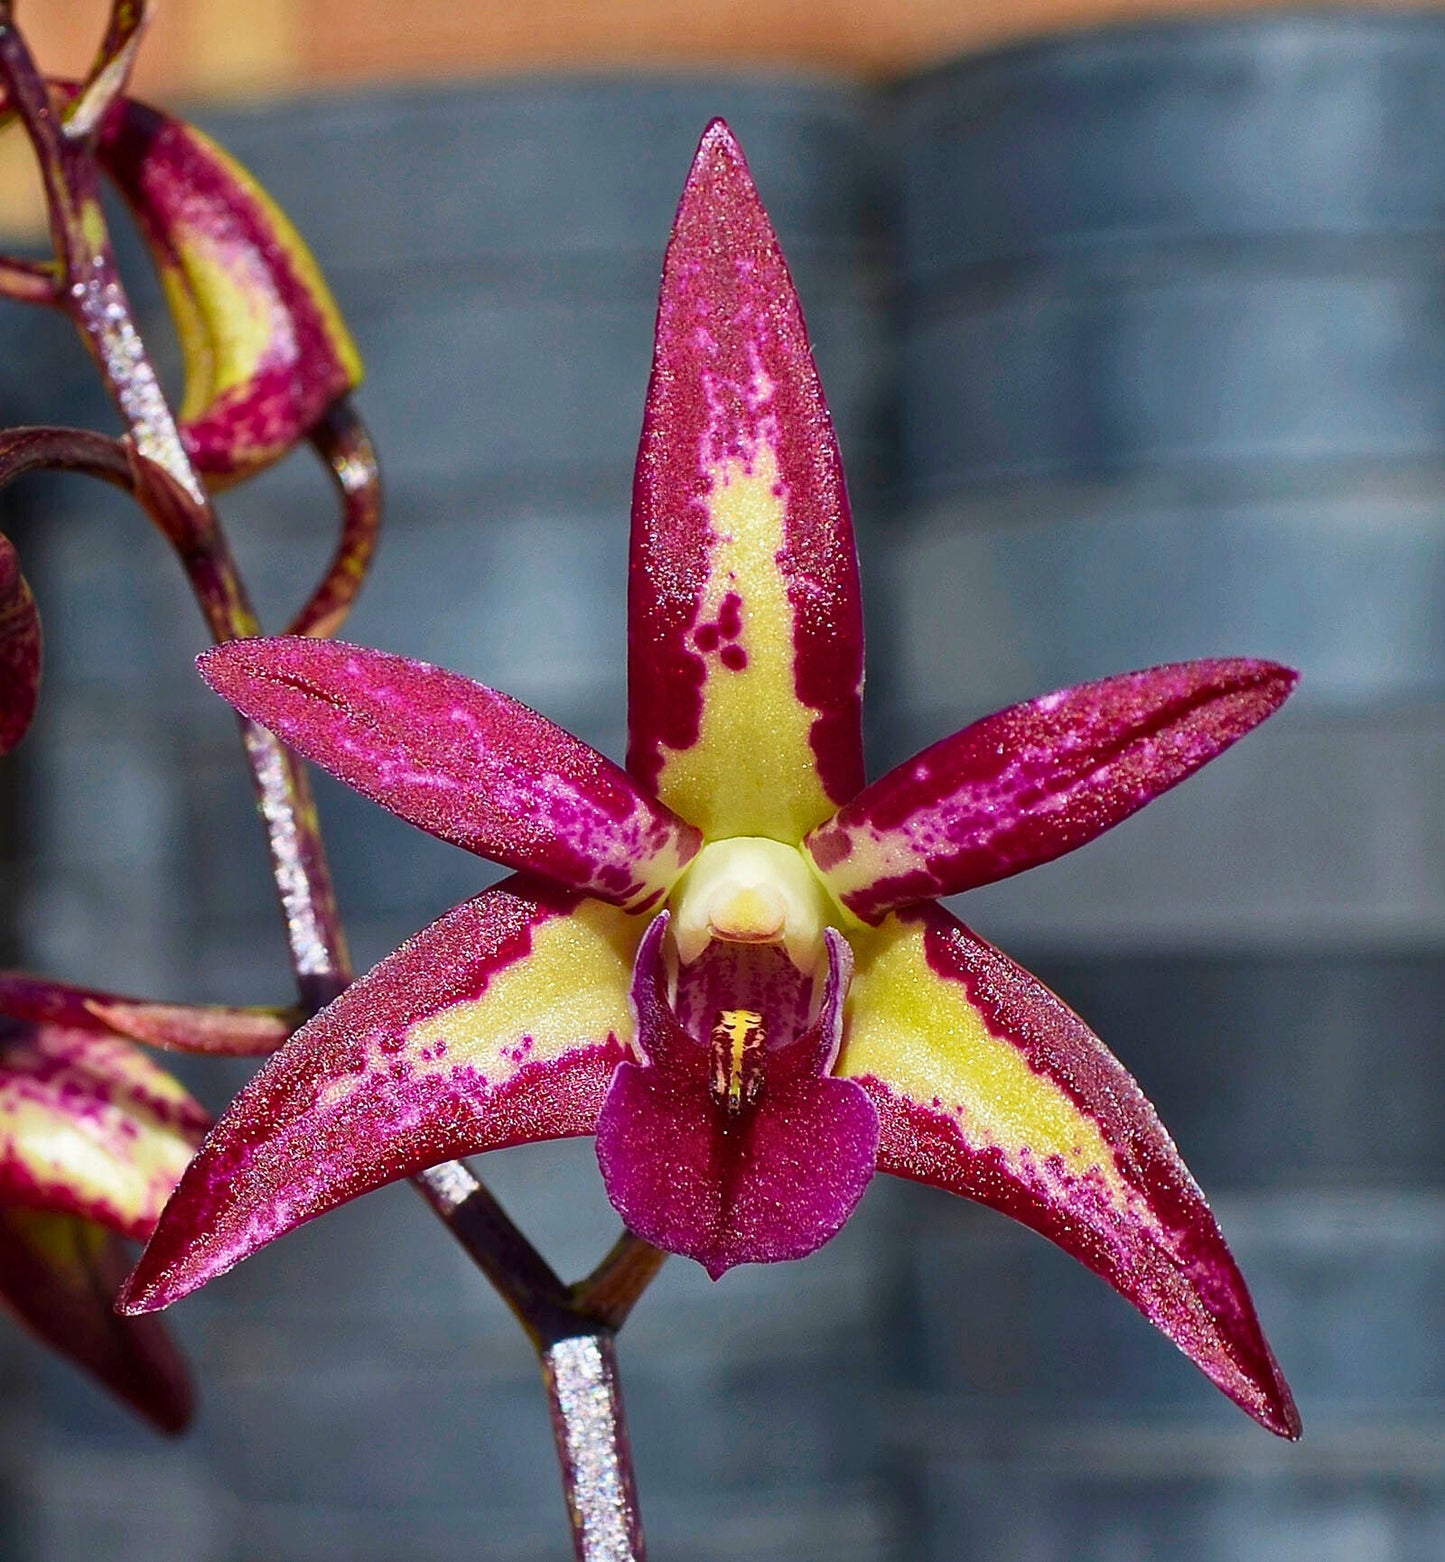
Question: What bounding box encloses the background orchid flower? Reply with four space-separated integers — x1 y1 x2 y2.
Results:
121 121 1299 1439
0 971 292 1428
91 88 364 486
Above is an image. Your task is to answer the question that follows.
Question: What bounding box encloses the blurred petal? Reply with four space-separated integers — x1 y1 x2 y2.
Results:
808 660 1298 922
96 95 362 482
0 1025 207 1240
837 903 1299 1438
596 920 876 1278
627 119 864 842
201 638 701 911
0 531 41 755
0 1209 191 1433
121 877 639 1313
0 971 295 1055
64 0 154 138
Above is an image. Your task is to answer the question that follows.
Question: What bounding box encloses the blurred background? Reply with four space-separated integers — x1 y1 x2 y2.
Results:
1 3 1443 1559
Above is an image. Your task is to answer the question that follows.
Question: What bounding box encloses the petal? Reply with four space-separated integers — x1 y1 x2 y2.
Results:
0 1025 208 1240
0 971 295 1055
0 531 41 755
200 637 701 911
120 878 639 1313
627 120 865 842
807 659 1297 922
595 920 877 1278
0 1209 192 1433
95 95 362 483
836 904 1299 1438
63 0 153 138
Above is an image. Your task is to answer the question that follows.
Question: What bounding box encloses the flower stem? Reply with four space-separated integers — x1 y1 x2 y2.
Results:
543 1334 647 1562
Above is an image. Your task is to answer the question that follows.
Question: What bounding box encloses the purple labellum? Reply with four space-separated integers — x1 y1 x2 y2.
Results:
0 532 41 756
596 919 878 1278
199 638 701 911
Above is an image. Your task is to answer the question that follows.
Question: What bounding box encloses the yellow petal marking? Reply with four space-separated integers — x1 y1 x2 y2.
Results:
838 917 1132 1208
401 898 640 1080
0 1038 201 1233
166 129 362 419
655 447 834 843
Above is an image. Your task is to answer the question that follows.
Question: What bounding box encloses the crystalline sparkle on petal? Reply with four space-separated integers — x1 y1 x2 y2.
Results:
837 902 1300 1438
806 659 1298 922
200 638 701 911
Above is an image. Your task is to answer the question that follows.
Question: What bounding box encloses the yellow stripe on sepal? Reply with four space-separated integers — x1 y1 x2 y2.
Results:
655 448 836 844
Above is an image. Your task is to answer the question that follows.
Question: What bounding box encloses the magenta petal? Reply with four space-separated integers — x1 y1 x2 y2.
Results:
200 637 701 910
626 119 865 839
120 877 634 1313
807 658 1298 921
0 532 41 756
596 921 878 1277
0 1209 192 1434
843 903 1299 1438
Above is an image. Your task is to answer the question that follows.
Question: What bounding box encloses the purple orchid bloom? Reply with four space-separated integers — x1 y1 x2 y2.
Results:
121 122 1299 1438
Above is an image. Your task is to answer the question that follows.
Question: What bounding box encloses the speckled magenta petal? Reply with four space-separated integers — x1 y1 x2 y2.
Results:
0 1209 192 1433
0 971 294 1055
94 92 362 483
120 877 639 1313
596 920 877 1278
200 637 700 911
807 660 1297 922
0 532 41 755
627 119 864 842
0 1024 207 1241
836 903 1299 1438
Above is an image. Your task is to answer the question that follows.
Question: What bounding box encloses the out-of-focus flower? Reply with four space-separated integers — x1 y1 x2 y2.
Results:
92 88 363 484
122 123 1299 1437
0 974 292 1429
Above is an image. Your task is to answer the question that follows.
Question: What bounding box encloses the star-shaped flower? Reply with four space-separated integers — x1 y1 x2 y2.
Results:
120 123 1299 1438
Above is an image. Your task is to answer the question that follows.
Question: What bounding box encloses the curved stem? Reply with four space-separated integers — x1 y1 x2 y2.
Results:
286 397 382 639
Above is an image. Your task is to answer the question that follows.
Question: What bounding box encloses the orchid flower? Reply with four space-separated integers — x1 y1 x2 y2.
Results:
121 122 1299 1439
0 976 289 1430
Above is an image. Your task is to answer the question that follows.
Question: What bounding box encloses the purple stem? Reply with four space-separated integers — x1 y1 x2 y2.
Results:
0 10 656 1549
